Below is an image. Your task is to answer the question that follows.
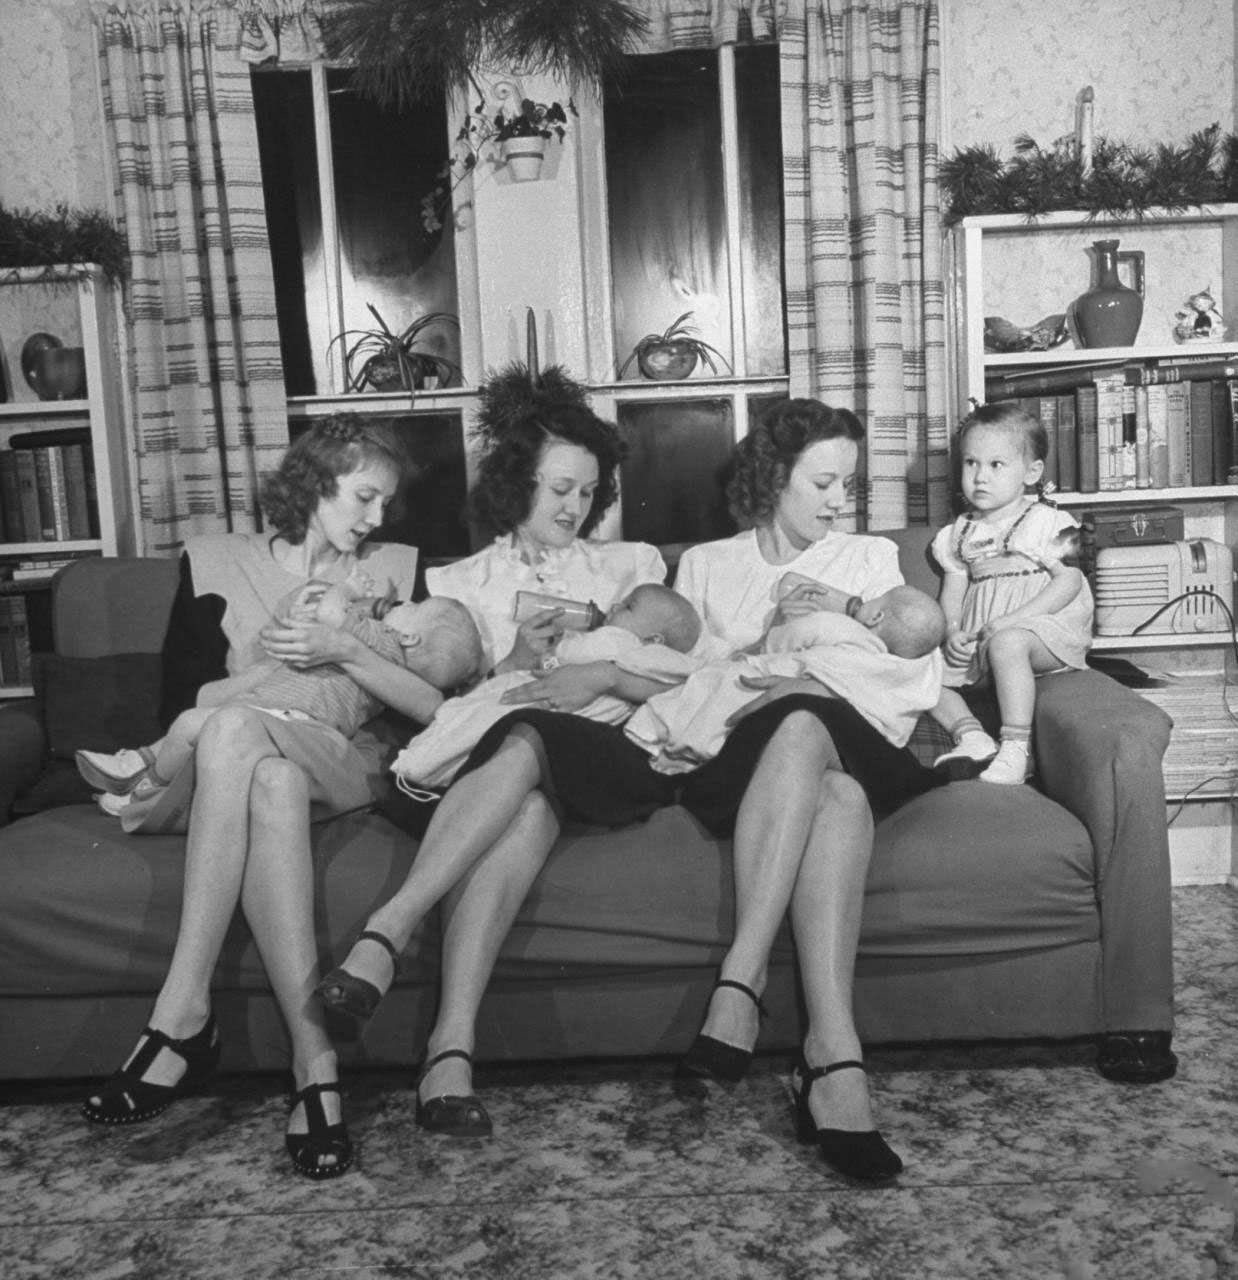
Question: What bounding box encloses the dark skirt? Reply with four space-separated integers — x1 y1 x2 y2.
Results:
439 695 944 837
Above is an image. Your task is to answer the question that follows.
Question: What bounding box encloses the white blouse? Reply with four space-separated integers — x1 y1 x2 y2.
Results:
426 534 667 669
673 529 903 654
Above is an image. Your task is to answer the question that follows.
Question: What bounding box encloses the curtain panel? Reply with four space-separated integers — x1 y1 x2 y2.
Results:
778 0 950 528
630 0 950 529
93 1 296 551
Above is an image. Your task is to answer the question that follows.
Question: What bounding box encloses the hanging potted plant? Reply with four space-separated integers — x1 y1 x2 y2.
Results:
328 304 462 393
490 98 572 181
617 312 732 381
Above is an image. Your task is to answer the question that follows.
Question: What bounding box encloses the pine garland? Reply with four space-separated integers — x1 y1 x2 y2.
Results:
0 203 127 283
941 123 1238 224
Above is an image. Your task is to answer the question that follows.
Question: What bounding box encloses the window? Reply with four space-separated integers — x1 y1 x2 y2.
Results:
251 66 461 398
599 43 786 543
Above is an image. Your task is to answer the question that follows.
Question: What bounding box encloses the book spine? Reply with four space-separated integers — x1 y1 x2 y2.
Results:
80 442 100 538
14 451 42 542
9 593 30 685
1228 381 1238 484
0 452 24 542
1138 359 1238 385
1119 383 1138 489
1188 379 1215 485
1094 372 1126 491
1145 384 1170 489
62 444 92 540
1133 386 1151 488
45 447 72 541
29 448 58 540
1056 394 1077 492
1076 385 1099 493
1165 382 1192 487
1210 378 1232 488
1037 396 1059 490
0 597 17 686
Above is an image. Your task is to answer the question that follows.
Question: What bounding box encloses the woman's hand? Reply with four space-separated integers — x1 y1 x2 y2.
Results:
499 607 567 673
272 580 330 623
723 674 828 727
500 662 612 713
259 617 359 670
771 581 852 624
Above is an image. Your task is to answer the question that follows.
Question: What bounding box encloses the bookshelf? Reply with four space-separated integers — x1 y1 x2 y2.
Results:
0 265 136 696
948 208 1238 827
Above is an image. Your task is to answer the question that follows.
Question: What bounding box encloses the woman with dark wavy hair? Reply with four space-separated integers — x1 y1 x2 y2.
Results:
80 416 437 1180
316 385 667 1134
319 398 942 1183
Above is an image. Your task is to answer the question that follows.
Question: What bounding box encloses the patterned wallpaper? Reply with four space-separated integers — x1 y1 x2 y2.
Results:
943 0 1236 153
0 0 107 210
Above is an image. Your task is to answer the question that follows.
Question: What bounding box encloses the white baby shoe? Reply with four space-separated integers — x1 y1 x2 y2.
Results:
75 745 156 794
933 730 998 768
979 740 1031 785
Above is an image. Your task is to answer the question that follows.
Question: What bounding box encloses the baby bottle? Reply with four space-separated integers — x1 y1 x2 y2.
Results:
513 590 605 630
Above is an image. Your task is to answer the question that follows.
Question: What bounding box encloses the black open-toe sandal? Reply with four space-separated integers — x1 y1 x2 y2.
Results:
315 929 400 1022
286 1081 354 1180
415 1049 492 1138
81 1015 220 1126
791 1056 903 1186
675 977 767 1089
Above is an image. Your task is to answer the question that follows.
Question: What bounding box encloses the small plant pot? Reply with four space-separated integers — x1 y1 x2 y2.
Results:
500 136 547 182
637 341 699 381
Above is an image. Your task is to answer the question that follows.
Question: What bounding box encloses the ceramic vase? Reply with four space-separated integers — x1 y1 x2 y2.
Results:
500 136 546 182
1072 239 1144 348
33 346 87 400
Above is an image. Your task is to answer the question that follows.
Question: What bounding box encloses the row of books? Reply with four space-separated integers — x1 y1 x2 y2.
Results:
990 374 1238 494
0 594 31 687
0 428 100 544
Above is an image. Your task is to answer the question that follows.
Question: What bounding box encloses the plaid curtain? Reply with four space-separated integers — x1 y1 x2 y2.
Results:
93 1 299 552
779 0 950 529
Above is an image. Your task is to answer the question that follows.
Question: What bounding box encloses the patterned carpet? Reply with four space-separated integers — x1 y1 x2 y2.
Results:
1 886 1235 1280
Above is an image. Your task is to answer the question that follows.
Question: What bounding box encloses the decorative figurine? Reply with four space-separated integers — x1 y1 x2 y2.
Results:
1172 288 1226 343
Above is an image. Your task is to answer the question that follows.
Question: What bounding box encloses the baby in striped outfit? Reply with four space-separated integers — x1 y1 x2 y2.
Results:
76 571 482 815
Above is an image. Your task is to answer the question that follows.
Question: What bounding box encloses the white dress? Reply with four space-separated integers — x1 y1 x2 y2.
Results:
930 499 1093 688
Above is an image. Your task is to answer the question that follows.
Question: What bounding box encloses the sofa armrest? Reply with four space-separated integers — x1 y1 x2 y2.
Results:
0 698 46 826
1034 668 1174 1031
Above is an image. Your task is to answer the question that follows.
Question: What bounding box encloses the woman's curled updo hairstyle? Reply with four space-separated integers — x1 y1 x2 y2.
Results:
726 398 864 526
468 365 626 539
260 415 409 544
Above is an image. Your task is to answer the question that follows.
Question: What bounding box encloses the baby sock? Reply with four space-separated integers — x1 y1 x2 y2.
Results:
980 725 1032 785
932 715 998 767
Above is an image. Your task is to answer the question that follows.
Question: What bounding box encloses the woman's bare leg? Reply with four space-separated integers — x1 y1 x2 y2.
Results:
419 790 560 1101
790 769 878 1131
331 730 548 992
93 708 288 1098
696 711 843 1053
241 756 344 1164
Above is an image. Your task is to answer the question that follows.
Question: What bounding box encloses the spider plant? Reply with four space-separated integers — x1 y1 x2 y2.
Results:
617 311 732 381
328 304 461 392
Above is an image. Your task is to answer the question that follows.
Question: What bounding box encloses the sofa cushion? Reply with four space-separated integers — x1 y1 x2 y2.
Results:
33 652 164 758
0 806 440 1000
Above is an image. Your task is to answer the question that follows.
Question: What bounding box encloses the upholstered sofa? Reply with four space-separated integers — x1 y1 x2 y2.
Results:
0 528 1177 1083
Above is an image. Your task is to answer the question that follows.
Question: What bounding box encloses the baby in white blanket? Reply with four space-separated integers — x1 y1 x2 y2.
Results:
625 576 946 775
392 583 703 792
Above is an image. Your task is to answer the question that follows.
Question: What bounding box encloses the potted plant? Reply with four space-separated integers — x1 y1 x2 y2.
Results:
328 303 461 393
491 98 572 181
617 312 732 381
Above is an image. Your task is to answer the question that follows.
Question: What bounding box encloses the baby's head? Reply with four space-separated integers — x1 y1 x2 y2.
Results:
605 583 701 653
852 585 946 659
385 597 483 690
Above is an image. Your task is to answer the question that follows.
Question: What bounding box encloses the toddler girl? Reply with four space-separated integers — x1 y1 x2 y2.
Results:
930 401 1093 784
